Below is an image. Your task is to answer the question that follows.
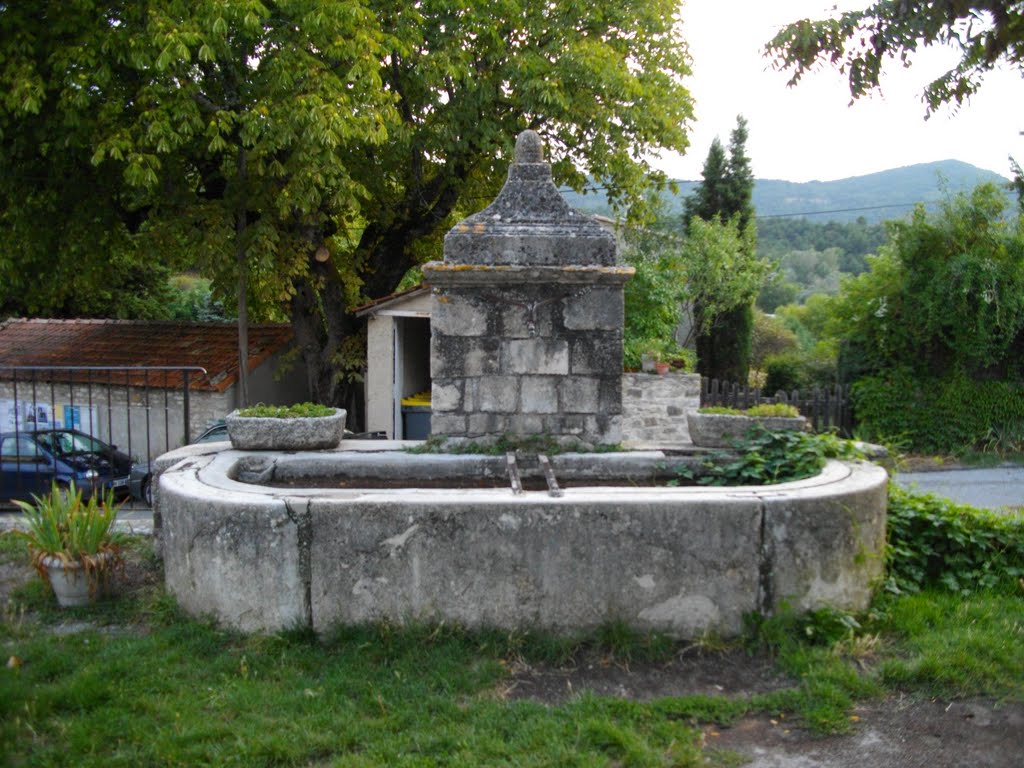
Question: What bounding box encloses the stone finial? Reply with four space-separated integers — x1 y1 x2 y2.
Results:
441 129 616 268
515 130 544 164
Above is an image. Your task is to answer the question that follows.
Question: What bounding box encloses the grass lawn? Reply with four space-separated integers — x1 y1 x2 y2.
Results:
1 507 1022 767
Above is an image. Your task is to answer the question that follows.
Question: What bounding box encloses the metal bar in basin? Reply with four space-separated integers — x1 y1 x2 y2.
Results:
506 452 523 495
537 454 563 497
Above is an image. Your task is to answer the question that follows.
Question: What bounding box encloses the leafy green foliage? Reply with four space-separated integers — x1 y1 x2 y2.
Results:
677 217 768 346
770 1 1019 115
763 350 838 394
750 310 798 373
886 486 1024 596
768 1 1024 114
0 0 694 409
814 184 1024 453
853 370 1024 454
830 185 1024 380
757 217 886 275
756 273 801 313
698 404 801 418
622 232 686 369
165 275 231 322
235 402 335 418
675 426 861 486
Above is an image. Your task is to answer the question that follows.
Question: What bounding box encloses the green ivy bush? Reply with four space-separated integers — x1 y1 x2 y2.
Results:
673 425 861 486
622 247 685 370
763 350 838 394
886 486 1024 595
853 370 1024 454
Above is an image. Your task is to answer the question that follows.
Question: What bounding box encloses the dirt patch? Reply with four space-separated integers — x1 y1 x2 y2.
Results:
708 697 1024 768
507 647 793 702
509 653 1024 767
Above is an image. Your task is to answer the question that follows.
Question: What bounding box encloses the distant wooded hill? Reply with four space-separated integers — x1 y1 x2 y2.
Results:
563 160 1011 224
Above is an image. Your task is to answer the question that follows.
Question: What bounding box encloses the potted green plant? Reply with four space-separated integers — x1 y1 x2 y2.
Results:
686 403 809 448
12 482 123 608
225 402 347 451
640 338 678 375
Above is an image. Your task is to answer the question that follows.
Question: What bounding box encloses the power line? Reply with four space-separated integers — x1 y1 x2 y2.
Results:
555 185 929 220
755 202 920 219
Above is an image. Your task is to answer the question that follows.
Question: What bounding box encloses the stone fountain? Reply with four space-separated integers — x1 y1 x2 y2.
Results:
156 132 888 636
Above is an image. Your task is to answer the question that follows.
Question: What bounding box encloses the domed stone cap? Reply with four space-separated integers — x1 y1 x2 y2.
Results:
515 129 544 163
443 130 616 267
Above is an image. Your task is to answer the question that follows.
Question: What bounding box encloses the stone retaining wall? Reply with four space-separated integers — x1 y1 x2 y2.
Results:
620 373 701 447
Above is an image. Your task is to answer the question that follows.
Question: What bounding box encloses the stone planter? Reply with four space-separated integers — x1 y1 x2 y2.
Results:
686 411 809 449
226 408 346 451
41 554 112 607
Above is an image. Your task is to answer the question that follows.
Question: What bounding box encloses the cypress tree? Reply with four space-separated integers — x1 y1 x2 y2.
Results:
684 116 759 383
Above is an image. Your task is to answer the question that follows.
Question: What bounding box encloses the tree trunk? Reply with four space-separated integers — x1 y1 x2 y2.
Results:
235 147 250 408
286 160 472 423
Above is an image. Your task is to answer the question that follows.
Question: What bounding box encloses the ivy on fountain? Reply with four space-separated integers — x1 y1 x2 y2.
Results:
672 426 863 486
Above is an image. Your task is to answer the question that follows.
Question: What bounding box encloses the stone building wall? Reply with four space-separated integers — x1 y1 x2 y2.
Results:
429 276 627 444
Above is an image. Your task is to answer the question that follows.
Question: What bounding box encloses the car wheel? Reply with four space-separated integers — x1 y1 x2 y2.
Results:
142 477 153 507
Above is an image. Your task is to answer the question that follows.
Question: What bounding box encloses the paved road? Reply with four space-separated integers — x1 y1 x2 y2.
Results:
0 502 155 535
894 466 1024 510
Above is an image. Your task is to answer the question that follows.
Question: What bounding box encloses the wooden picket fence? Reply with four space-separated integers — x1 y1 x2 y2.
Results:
700 378 854 437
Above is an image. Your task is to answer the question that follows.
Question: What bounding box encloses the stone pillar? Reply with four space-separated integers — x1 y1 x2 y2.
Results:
423 131 633 446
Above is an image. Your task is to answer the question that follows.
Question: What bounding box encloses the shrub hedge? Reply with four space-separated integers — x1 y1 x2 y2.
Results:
853 369 1024 454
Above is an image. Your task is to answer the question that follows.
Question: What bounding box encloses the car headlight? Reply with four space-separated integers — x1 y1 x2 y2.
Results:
84 469 98 480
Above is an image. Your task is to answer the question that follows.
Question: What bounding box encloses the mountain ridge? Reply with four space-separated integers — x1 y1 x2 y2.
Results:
563 159 1013 224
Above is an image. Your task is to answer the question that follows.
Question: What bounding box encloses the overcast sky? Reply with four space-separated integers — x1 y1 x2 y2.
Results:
655 0 1023 182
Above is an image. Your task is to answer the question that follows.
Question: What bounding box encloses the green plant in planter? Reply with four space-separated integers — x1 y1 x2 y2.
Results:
12 482 123 606
235 402 335 418
698 403 801 418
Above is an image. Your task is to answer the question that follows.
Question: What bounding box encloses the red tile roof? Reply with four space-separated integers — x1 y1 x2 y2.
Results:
353 284 430 317
0 319 295 392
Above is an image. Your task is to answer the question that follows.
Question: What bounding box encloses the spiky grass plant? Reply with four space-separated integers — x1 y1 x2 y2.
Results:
12 481 123 582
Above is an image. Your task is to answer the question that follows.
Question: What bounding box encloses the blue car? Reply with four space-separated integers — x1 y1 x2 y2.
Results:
0 428 132 506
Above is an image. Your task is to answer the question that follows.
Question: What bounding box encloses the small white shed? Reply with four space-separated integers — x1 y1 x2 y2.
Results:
355 286 432 439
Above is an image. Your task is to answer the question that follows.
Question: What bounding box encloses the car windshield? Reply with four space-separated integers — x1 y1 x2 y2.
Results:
37 430 110 455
